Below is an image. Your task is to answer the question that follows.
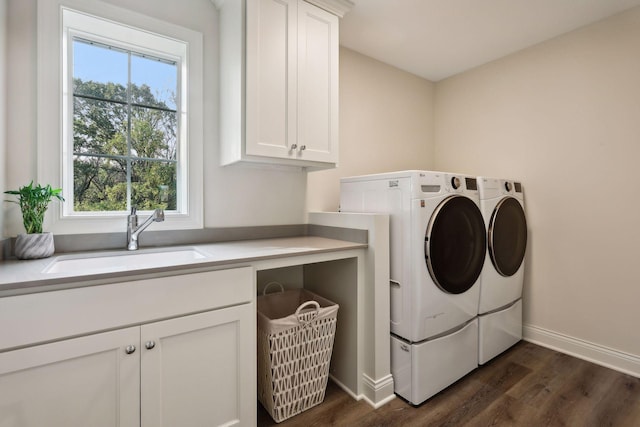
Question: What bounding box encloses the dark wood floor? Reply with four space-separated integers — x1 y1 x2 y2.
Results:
257 341 640 426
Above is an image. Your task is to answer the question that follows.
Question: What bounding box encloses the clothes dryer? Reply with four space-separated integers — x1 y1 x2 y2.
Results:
476 177 527 364
340 171 486 404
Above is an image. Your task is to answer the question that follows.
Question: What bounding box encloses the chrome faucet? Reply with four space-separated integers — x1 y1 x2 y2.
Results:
127 207 165 251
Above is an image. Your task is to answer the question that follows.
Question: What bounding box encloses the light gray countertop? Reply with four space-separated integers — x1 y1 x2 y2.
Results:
0 236 366 297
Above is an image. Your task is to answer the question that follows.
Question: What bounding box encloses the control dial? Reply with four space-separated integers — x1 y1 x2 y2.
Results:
451 176 461 189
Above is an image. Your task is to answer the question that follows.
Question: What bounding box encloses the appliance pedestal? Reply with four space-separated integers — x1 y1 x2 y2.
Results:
391 318 478 405
478 299 522 365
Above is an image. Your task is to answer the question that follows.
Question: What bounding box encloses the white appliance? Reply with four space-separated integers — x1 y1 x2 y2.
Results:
340 171 486 405
476 177 527 365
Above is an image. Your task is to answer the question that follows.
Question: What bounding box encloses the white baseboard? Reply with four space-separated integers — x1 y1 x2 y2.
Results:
523 323 640 378
329 374 396 409
329 374 361 401
361 373 395 408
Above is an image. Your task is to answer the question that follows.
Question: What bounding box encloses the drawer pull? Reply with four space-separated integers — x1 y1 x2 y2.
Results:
124 345 136 355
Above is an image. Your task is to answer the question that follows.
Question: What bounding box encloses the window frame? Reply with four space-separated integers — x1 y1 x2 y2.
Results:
37 0 203 234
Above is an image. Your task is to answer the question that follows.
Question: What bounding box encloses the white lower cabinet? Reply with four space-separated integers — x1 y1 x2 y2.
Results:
0 267 256 427
141 304 255 427
0 327 140 427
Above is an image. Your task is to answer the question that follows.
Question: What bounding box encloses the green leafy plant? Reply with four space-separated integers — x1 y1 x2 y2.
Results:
4 182 64 234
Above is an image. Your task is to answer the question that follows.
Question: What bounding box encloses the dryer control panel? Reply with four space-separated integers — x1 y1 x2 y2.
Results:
444 174 478 195
501 180 523 195
478 177 524 200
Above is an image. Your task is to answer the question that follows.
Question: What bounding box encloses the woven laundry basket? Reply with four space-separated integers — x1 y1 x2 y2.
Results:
257 284 339 423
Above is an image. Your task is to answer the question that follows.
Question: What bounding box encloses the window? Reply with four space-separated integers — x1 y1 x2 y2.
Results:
37 0 203 233
72 38 179 212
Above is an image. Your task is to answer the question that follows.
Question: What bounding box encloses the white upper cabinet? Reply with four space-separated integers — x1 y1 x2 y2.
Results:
218 0 348 169
296 1 339 163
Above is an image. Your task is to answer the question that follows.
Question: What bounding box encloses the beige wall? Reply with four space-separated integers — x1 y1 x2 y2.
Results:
306 47 435 214
434 7 640 359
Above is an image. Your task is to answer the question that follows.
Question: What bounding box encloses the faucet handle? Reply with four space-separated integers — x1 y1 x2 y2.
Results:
155 208 165 222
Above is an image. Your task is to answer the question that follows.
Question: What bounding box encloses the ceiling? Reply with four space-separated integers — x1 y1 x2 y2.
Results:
339 0 640 81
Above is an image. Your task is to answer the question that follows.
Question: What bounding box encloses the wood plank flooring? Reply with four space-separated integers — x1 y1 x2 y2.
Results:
257 341 640 426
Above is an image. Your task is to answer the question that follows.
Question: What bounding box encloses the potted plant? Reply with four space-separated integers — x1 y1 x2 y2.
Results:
4 182 64 259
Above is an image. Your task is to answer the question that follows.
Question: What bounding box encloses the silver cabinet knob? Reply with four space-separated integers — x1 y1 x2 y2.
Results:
290 144 298 150
299 145 306 151
145 341 156 350
125 345 136 355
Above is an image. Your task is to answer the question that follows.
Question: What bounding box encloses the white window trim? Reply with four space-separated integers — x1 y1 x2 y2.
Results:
37 0 203 234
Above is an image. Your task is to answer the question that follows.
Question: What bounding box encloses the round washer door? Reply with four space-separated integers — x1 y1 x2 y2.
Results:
425 195 487 294
488 197 527 277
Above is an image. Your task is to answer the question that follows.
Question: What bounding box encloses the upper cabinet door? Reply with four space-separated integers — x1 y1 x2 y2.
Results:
246 0 298 159
297 1 339 163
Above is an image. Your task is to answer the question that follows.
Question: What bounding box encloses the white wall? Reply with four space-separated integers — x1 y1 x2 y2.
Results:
0 0 6 242
434 7 640 365
3 0 306 237
306 47 435 213
4 0 37 236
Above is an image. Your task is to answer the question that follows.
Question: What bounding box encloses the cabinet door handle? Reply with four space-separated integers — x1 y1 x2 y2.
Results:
124 345 136 355
299 145 306 151
290 144 298 150
145 340 156 350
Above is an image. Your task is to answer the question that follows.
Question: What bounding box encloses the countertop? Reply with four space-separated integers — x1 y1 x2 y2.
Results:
0 236 366 296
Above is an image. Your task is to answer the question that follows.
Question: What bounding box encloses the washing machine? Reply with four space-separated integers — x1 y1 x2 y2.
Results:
476 177 527 365
340 170 486 405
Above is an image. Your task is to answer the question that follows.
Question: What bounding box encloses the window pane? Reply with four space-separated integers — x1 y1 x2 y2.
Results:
131 160 177 210
73 155 127 211
73 40 127 102
73 97 127 156
130 106 177 160
131 54 177 110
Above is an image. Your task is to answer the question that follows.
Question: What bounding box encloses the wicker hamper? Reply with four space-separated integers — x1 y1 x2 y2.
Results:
257 285 339 423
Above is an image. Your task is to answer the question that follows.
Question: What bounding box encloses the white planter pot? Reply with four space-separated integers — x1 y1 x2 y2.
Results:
14 232 55 260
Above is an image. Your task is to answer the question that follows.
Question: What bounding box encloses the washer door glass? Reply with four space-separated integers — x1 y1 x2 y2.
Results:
425 195 487 294
489 197 527 277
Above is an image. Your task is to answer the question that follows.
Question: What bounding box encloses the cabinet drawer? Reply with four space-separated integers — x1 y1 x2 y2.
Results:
0 266 254 351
